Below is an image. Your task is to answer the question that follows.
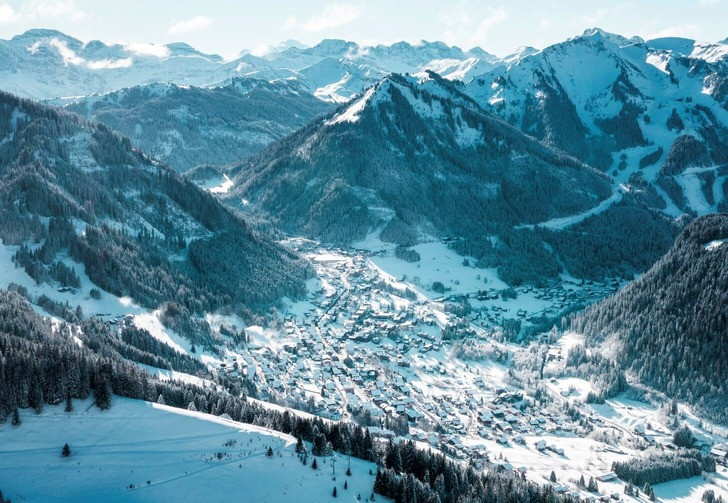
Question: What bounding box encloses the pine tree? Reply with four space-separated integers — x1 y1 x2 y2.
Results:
588 476 598 492
11 407 20 427
673 425 695 447
94 371 112 410
64 391 73 413
332 486 337 497
346 466 352 476
644 483 654 500
311 458 318 470
266 446 273 457
61 443 71 458
344 480 348 490
295 436 306 454
549 471 557 482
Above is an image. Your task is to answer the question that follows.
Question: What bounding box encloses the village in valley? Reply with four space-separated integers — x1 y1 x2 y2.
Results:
204 238 728 502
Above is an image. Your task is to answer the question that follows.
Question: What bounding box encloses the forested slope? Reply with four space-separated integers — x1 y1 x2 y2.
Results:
571 214 728 422
0 91 311 313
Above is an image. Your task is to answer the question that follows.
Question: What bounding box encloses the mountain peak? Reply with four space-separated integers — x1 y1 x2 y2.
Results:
580 27 644 47
312 39 358 55
12 28 76 41
276 39 309 51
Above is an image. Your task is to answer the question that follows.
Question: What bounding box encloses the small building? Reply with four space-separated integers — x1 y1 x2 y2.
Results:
597 472 618 482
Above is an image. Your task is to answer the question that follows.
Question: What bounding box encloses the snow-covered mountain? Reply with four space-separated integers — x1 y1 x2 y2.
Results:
571 213 728 423
0 30 504 102
465 28 728 216
226 72 611 251
0 29 226 99
62 78 333 171
0 90 310 312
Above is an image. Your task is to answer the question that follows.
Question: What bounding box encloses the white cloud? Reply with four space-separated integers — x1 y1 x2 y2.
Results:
646 24 701 40
86 57 132 69
472 7 506 42
0 3 20 24
249 43 274 57
49 37 84 65
577 3 631 27
539 18 553 29
168 15 213 35
0 0 86 25
284 3 362 33
125 43 171 58
441 5 507 48
40 37 131 69
29 0 87 21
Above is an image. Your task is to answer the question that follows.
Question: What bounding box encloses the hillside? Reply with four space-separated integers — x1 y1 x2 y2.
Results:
228 72 611 248
65 78 331 171
570 213 728 422
0 90 311 313
0 397 381 502
62 78 332 171
0 286 580 503
465 29 728 216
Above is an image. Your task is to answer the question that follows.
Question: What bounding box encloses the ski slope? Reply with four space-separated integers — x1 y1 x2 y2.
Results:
518 188 623 230
0 398 382 503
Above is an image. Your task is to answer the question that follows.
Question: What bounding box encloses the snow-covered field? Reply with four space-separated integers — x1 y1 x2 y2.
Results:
0 398 382 503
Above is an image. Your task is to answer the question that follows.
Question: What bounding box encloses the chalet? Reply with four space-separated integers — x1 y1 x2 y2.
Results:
479 411 494 425
547 444 564 456
406 408 424 422
711 444 728 465
368 426 396 439
552 485 569 494
596 472 618 482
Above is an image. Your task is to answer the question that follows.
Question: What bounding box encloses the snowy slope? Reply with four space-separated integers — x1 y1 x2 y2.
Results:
3 27 727 111
465 28 728 216
0 398 381 502
229 71 611 244
0 30 503 101
61 77 333 171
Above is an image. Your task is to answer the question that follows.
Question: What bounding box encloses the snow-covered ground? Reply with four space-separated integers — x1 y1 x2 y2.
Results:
2 232 726 503
0 398 383 503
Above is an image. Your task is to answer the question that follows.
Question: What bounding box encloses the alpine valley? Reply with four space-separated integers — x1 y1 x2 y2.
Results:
0 22 727 503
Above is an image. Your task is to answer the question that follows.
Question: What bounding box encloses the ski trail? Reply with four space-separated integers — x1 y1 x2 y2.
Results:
517 187 622 230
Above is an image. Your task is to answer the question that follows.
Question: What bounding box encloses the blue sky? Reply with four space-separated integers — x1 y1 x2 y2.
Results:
0 0 726 59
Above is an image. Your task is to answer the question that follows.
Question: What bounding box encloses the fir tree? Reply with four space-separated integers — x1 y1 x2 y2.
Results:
61 443 71 458
673 425 695 447
295 436 306 454
332 486 337 498
65 391 73 413
311 458 318 470
11 407 20 427
588 476 598 492
266 446 273 457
